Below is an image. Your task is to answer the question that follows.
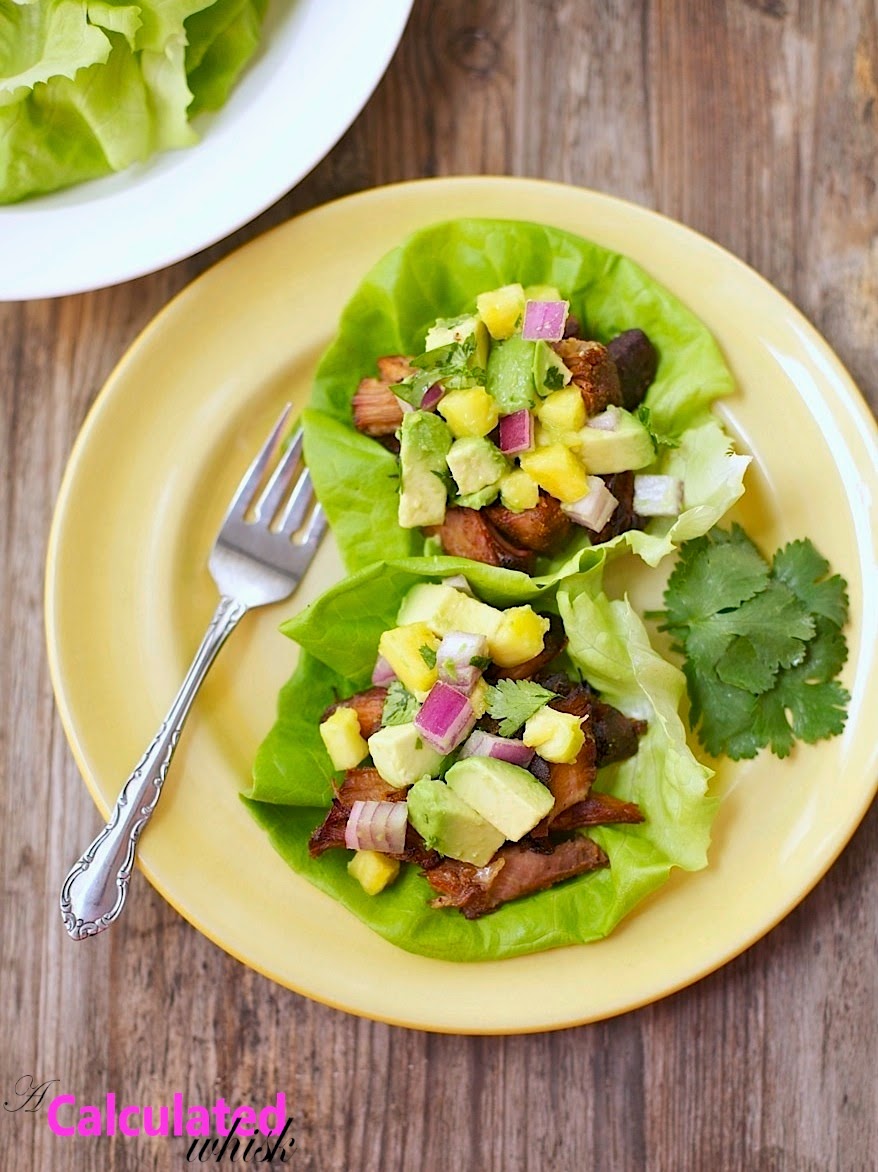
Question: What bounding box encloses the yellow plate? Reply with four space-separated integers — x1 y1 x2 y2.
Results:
46 178 878 1033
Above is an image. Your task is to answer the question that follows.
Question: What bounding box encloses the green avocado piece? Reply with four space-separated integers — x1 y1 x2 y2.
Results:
367 723 444 789
576 407 656 474
406 777 506 867
398 410 453 528
445 756 554 841
446 436 508 497
532 340 572 397
486 334 537 413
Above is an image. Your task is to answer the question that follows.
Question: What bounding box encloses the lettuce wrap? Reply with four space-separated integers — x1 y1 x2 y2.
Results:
303 218 749 575
244 557 716 961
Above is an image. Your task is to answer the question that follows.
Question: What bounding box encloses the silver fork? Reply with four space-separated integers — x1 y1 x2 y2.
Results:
59 405 325 940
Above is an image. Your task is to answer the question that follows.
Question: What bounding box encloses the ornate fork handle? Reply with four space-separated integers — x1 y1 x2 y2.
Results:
60 595 247 939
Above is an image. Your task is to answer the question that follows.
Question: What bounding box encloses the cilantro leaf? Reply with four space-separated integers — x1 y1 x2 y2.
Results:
662 525 770 631
419 644 437 669
772 539 850 628
543 366 565 391
381 681 420 727
636 403 681 449
485 679 557 737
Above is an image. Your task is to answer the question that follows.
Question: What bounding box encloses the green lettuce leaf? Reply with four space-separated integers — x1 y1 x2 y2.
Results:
303 218 748 574
0 0 266 203
244 558 715 961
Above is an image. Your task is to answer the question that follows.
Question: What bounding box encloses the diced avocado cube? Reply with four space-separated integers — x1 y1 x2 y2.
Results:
499 468 540 512
424 314 489 373
532 340 573 397
476 284 526 340
398 410 453 528
523 283 563 302
378 622 440 694
367 723 444 789
535 386 585 436
490 606 550 668
486 334 537 413
445 757 554 841
438 386 500 438
407 778 505 867
397 584 505 646
574 408 656 474
446 436 508 497
319 707 368 771
519 444 589 503
347 850 400 895
469 677 490 718
522 707 585 764
456 483 501 510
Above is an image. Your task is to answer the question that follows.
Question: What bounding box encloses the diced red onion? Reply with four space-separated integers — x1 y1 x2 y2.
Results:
437 630 488 693
498 409 534 454
633 474 684 516
414 681 476 753
345 800 408 854
420 383 445 411
443 574 474 595
371 655 397 686
587 407 619 431
393 394 415 415
521 300 569 342
459 730 534 767
562 475 619 532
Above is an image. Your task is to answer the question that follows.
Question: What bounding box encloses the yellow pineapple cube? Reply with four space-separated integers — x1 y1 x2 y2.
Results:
522 707 585 763
489 606 550 667
469 677 490 718
523 283 563 302
378 623 440 694
476 284 526 340
535 386 586 435
499 469 540 513
438 387 500 438
519 445 589 503
319 707 368 770
347 850 400 895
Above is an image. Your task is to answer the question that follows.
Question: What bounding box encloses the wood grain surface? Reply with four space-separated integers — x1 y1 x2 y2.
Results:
1 2 876 1170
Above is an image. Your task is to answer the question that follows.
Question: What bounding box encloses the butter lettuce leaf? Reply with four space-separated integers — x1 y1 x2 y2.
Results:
303 218 748 574
244 558 715 961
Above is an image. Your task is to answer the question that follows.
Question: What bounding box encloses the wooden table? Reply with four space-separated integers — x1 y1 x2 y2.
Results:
2 3 875 1169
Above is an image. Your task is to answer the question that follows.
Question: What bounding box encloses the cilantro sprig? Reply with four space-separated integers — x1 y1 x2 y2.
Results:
381 681 420 727
485 679 557 737
656 525 850 759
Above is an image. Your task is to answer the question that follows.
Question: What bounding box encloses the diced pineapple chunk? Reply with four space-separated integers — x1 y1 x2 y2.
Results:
499 469 540 512
523 283 563 302
522 707 585 763
476 284 526 340
469 677 490 718
378 622 440 694
490 606 550 667
438 387 500 438
347 850 400 895
319 707 368 771
535 386 586 435
519 444 589 503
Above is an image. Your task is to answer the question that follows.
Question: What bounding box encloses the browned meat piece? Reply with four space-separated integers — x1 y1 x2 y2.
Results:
323 687 387 739
546 730 597 820
483 492 573 555
425 836 608 919
352 377 404 436
309 791 439 868
552 791 644 831
528 754 551 785
591 701 648 765
607 329 658 411
590 471 645 545
490 614 567 682
562 313 581 339
553 338 623 416
425 507 535 573
376 354 415 384
550 685 647 767
334 767 404 808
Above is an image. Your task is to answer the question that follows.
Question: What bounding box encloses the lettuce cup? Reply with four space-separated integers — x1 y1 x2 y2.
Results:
244 558 716 962
303 218 749 577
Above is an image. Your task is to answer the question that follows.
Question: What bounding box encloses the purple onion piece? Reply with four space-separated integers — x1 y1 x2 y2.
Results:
372 655 397 686
414 681 476 754
459 730 535 767
420 382 445 412
437 630 488 693
443 574 474 596
521 300 569 342
498 409 534 454
633 474 684 516
587 407 619 431
562 476 619 532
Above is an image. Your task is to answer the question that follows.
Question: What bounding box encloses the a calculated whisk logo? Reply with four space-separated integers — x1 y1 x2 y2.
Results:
5 1075 296 1162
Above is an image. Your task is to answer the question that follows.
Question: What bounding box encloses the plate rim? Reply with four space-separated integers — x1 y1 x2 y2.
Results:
45 176 878 1033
